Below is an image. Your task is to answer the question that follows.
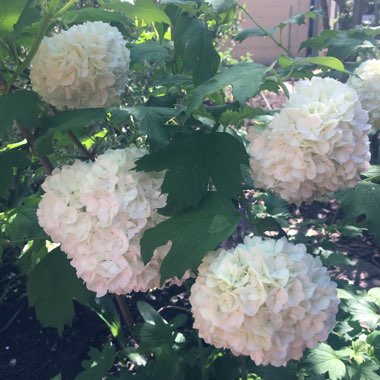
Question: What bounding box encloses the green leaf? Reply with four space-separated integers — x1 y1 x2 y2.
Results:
186 62 267 118
137 301 168 326
100 0 171 25
219 106 271 127
349 298 380 330
0 0 27 33
76 343 116 380
301 56 346 72
5 195 46 242
153 74 193 87
307 343 347 380
140 192 240 282
277 10 322 30
0 148 30 198
130 41 172 66
0 90 41 138
234 27 276 42
205 0 234 13
367 331 380 358
136 132 249 213
27 249 94 334
346 361 380 380
35 108 105 155
367 288 380 306
174 14 220 85
299 28 380 58
13 0 40 34
89 296 122 338
64 7 128 25
114 106 182 149
336 182 380 243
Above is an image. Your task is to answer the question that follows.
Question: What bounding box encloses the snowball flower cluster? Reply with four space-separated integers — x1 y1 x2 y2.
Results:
247 77 371 204
37 146 182 297
190 236 339 367
31 21 130 109
347 59 380 129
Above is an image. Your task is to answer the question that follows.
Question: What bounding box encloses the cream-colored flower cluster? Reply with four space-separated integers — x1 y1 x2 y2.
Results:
31 21 130 110
37 146 180 297
348 59 380 129
247 77 371 204
190 236 339 367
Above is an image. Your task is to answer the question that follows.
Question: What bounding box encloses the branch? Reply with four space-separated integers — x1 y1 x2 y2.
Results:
115 295 137 341
67 129 96 162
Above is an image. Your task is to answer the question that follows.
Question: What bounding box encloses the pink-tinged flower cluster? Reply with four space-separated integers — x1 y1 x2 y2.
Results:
190 236 339 367
37 146 185 297
247 77 371 204
348 59 380 129
31 21 130 109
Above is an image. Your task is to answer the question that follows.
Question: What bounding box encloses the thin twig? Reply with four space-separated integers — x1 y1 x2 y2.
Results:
115 295 137 341
198 336 209 380
237 3 294 58
67 129 96 161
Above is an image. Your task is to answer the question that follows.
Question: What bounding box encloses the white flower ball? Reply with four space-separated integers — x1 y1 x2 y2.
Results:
348 59 380 129
247 77 371 204
37 146 186 297
190 236 339 367
30 21 130 109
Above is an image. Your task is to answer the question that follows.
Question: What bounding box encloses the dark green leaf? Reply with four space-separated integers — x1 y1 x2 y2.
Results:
278 10 322 30
174 14 220 85
367 331 380 358
234 27 276 42
0 90 41 138
13 0 40 34
299 28 380 58
5 195 46 242
186 62 267 118
137 301 168 326
153 74 193 87
130 41 172 66
140 192 240 281
336 182 380 243
0 148 30 197
90 296 122 338
219 106 271 127
27 249 94 334
76 343 116 380
116 106 182 149
136 132 249 212
35 108 105 155
346 361 380 380
307 343 347 380
100 0 171 25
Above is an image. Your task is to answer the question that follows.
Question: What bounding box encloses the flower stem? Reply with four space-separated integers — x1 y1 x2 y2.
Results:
239 356 248 380
55 0 78 16
236 3 294 58
6 10 53 92
115 295 137 341
198 336 209 380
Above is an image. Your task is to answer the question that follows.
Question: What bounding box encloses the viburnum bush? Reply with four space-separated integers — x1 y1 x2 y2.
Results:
0 0 380 379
